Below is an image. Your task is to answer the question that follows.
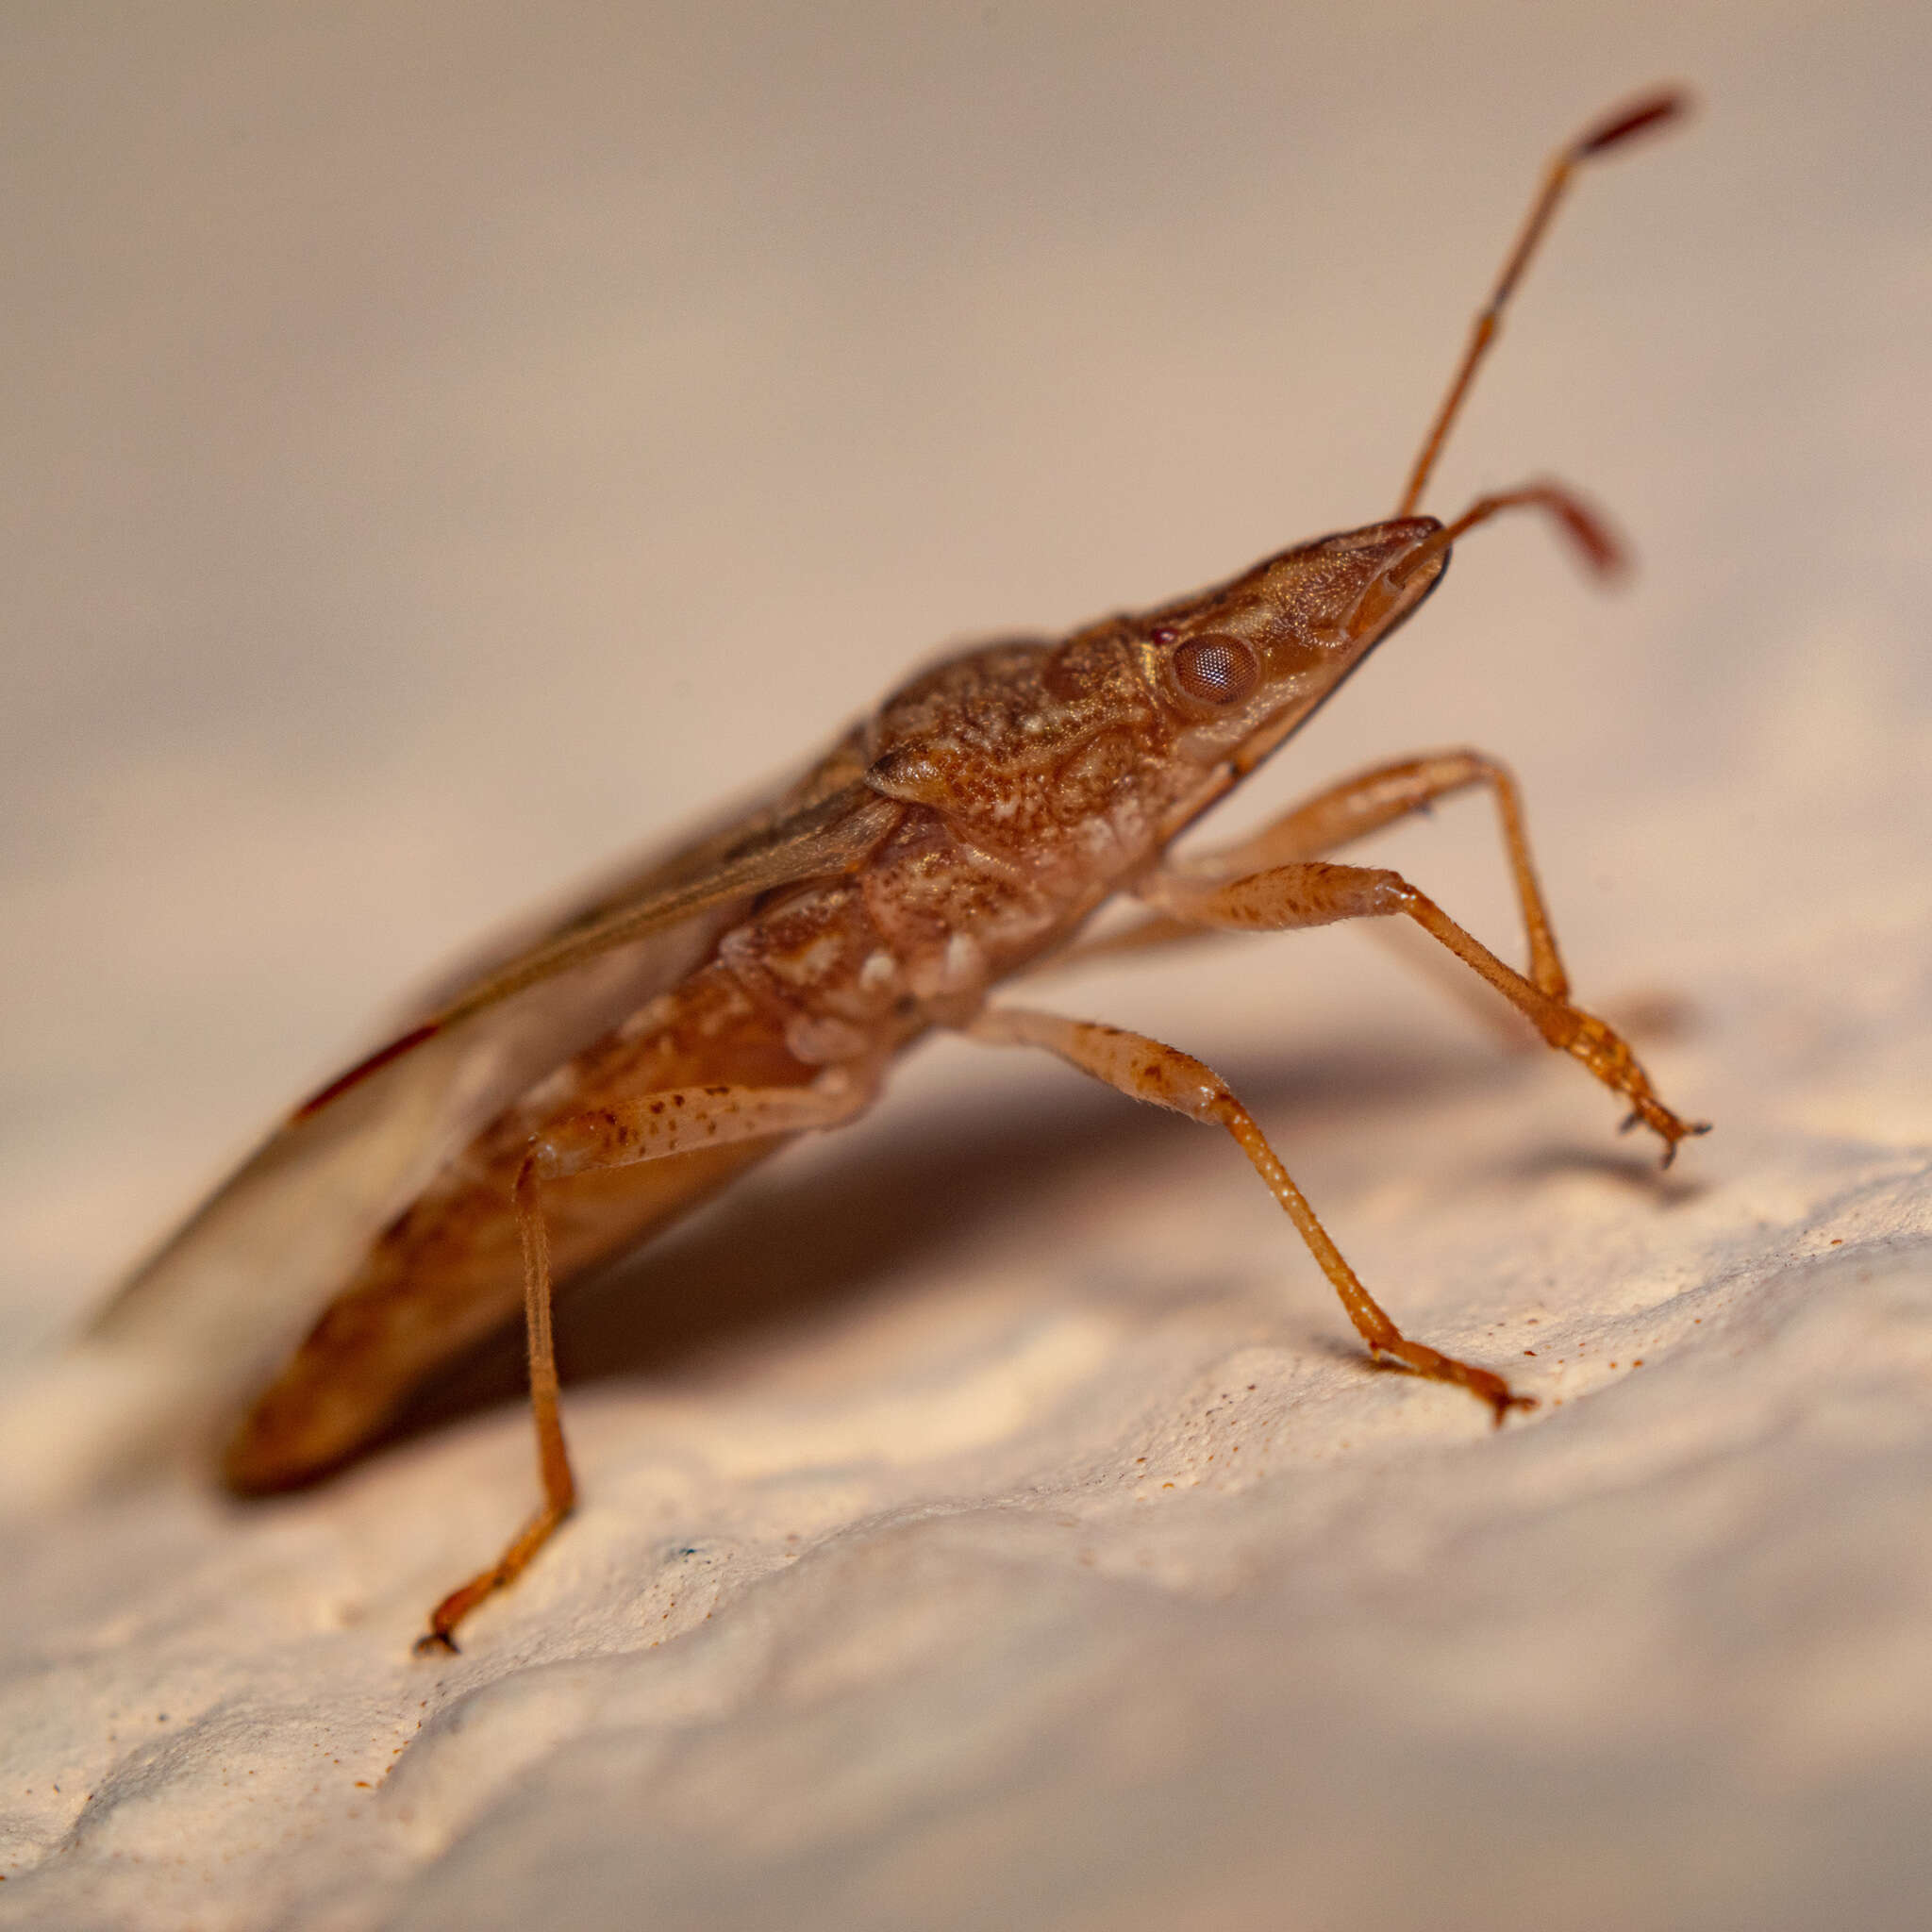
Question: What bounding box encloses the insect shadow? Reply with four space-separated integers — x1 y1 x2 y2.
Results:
1507 1141 1710 1207
351 1024 1561 1473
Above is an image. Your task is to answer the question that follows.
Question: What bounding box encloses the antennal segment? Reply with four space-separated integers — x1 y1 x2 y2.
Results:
1393 86 1689 520
1389 479 1627 598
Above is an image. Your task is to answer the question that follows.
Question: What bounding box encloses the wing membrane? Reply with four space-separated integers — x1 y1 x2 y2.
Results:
1 758 898 1501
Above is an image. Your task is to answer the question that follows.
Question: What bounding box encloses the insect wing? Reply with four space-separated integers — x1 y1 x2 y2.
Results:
0 761 892 1507
382 722 874 1034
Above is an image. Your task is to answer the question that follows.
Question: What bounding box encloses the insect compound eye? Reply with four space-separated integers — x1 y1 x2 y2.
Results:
1171 633 1259 707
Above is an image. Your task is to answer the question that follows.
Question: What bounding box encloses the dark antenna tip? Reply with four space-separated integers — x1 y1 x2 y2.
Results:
1575 87 1692 158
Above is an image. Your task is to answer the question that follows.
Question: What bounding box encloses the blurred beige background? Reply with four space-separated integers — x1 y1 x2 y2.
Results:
2 5 1929 1929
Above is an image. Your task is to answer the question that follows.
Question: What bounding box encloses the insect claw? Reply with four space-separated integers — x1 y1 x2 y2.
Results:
1492 1385 1539 1425
1657 1120 1710 1168
412 1630 460 1659
1618 1108 1642 1134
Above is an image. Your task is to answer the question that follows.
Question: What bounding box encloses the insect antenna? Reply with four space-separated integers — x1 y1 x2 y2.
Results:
1389 480 1627 596
1394 86 1689 519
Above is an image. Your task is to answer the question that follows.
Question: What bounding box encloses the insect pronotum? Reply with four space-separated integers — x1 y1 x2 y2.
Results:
82 88 1703 1651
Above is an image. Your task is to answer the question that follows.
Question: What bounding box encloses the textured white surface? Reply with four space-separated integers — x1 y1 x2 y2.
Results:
4 6 1930 1929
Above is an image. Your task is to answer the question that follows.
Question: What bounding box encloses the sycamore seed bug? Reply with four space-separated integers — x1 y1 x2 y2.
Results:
60 87 1703 1651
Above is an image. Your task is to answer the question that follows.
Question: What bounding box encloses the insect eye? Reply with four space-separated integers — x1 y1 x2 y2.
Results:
1171 634 1258 706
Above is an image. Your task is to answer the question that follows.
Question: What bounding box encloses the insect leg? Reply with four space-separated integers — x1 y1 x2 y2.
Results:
416 1067 876 1654
413 1159 574 1654
1181 753 1566 991
966 1005 1528 1419
1138 860 1707 1162
1046 750 1568 996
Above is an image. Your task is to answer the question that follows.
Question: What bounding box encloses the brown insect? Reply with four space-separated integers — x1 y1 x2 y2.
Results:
80 89 1703 1651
